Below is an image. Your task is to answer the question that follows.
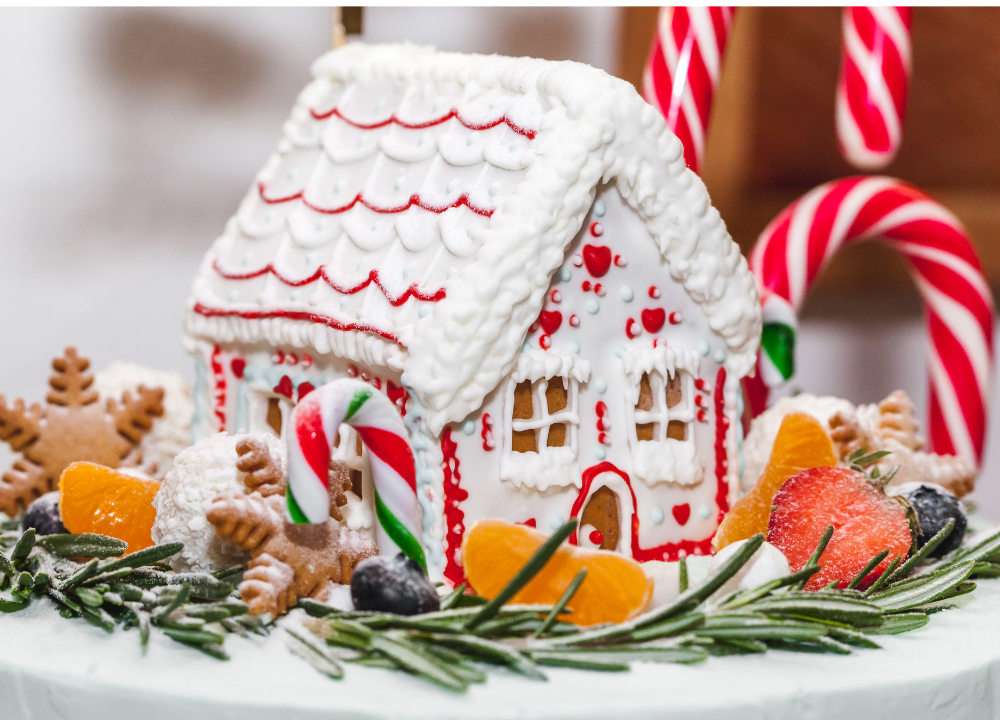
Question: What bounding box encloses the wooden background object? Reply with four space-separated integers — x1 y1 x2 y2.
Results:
618 7 1000 312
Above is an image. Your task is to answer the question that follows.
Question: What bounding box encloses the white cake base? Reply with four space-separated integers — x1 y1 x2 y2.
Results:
3 582 1000 720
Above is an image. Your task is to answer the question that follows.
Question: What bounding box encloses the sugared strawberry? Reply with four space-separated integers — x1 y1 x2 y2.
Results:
767 467 911 590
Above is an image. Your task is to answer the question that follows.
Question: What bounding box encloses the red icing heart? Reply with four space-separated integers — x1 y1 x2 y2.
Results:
273 375 294 399
539 310 563 335
641 308 666 334
230 358 246 379
672 503 691 526
297 382 315 400
582 244 612 278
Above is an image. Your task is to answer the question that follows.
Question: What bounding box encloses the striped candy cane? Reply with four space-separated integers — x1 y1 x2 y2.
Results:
643 6 735 174
749 177 994 466
836 7 912 170
286 378 426 570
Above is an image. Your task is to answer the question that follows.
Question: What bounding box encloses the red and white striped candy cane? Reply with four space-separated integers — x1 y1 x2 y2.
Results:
643 6 735 174
286 378 426 570
836 7 912 170
750 176 994 466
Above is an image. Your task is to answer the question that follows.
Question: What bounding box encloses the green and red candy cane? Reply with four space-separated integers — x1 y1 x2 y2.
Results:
286 378 427 571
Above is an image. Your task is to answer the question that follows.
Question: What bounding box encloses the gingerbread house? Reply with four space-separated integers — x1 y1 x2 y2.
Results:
184 43 762 584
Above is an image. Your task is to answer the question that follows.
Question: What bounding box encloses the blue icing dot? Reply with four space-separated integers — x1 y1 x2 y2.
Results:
461 419 476 436
548 514 565 530
593 199 606 217
586 299 600 314
651 507 665 525
620 286 634 302
522 340 532 352
568 341 581 354
558 268 571 282
228 290 238 302
595 378 608 394
698 341 711 357
594 446 607 460
739 451 745 478
698 504 711 520
418 306 430 318
713 349 727 364
614 346 625 358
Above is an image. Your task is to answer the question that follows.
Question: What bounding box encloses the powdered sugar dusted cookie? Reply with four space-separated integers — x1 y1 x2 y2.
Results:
151 431 285 573
95 362 193 477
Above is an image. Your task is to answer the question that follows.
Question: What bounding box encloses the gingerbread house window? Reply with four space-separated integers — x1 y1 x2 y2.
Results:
622 345 703 486
332 423 376 535
248 388 294 440
500 350 591 491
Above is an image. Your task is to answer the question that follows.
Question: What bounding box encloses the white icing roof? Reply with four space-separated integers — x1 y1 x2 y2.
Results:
185 43 761 435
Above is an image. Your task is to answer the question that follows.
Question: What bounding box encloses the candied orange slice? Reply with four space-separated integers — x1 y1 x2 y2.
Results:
713 412 836 551
59 462 160 553
463 519 653 626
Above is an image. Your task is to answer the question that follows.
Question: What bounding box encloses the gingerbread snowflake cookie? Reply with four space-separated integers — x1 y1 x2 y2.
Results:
0 347 164 515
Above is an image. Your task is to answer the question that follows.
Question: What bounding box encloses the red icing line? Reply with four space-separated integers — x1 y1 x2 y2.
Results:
481 413 494 452
209 346 227 431
258 183 495 219
193 303 401 345
307 106 538 140
714 367 731 518
441 428 468 587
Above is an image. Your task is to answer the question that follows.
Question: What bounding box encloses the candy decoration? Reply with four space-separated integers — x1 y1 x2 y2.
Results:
749 176 994 465
286 378 426 570
835 7 912 170
642 6 736 173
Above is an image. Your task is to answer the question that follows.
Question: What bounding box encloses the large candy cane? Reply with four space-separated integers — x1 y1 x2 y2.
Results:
749 176 994 466
836 7 912 170
286 378 426 570
642 6 735 174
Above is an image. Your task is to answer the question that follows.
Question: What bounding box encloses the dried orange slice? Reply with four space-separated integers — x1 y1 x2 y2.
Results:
713 412 836 551
463 519 653 626
59 462 160 553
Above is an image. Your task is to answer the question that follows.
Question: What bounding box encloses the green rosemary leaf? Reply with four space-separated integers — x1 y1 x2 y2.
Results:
852 450 892 467
211 566 244 580
38 533 127 558
679 556 688 593
704 639 766 655
286 628 344 679
80 605 116 633
865 557 902 596
866 612 929 635
847 446 870 463
58 558 100 591
694 618 827 642
369 634 469 692
826 627 881 649
167 573 233 600
162 627 227 645
439 583 469 611
298 598 341 618
972 562 1000 578
417 645 488 683
889 519 956 583
185 600 248 621
172 639 229 660
0 598 27 612
15 571 32 592
795 526 834 589
628 612 705 643
847 550 890 590
158 617 207 631
870 560 975 612
10 528 35 565
73 587 104 607
345 654 398 670
918 604 957 615
96 543 184 574
928 580 976 604
0 552 13 578
750 594 883 627
531 653 630 671
466 520 577 630
942 529 1000 568
47 588 81 614
722 565 820 609
539 645 709 665
416 632 547 680
152 582 190 623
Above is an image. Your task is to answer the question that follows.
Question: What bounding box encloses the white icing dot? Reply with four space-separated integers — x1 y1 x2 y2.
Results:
651 507 665 525
586 299 600 314
568 341 581 354
569 314 580 327
558 268 571 282
289 290 300 301
593 199 606 217
548 514 565 530
594 447 607 461
614 346 625 358
461 419 476 436
698 504 711 520
595 378 607 394
620 286 634 302
713 349 727 364
698 341 711 357
418 306 430 318
228 290 238 302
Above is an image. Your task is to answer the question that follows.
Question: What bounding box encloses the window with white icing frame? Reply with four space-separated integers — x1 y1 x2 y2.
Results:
247 387 294 440
331 424 375 534
622 346 702 486
500 350 591 491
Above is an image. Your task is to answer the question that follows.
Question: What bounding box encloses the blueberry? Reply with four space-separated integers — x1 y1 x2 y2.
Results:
22 491 68 536
895 482 967 558
350 553 440 615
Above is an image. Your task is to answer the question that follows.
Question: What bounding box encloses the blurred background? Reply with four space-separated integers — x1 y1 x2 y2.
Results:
1 7 999 516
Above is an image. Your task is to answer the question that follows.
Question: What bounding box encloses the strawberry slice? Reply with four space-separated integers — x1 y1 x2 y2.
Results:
767 467 911 590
